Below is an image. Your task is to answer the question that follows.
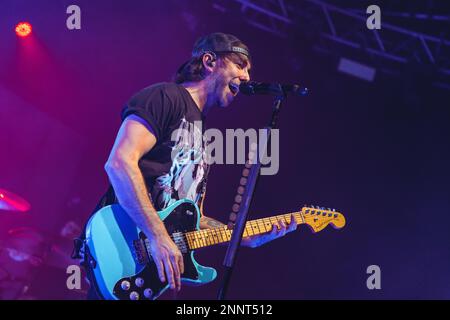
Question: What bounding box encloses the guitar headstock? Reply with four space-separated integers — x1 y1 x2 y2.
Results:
300 205 346 233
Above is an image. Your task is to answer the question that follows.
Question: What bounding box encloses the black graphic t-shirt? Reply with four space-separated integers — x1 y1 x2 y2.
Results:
107 82 209 211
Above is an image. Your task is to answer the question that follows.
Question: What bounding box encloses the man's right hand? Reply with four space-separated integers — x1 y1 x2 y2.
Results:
104 116 184 291
146 233 184 292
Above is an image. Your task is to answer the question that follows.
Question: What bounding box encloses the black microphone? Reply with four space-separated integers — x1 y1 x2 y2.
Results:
239 81 308 96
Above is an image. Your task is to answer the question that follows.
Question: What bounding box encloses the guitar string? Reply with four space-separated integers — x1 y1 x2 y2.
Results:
184 212 339 241
141 212 341 261
143 209 341 246
184 212 340 239
183 213 342 249
184 214 337 239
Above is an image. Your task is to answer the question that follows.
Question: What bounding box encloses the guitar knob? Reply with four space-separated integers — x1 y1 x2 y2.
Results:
121 280 131 291
129 291 140 300
135 277 144 287
143 288 153 299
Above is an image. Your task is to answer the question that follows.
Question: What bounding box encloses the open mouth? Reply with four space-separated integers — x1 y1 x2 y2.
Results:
229 82 239 96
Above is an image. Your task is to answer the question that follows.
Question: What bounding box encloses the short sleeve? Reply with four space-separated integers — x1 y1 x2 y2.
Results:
121 83 183 141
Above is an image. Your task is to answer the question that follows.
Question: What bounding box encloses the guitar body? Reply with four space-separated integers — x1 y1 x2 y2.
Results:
85 198 217 300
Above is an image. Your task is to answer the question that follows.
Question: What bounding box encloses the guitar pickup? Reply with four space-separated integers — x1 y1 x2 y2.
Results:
133 239 148 265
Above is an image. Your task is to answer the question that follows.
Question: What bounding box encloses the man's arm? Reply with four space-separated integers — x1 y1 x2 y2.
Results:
200 215 226 229
104 114 183 291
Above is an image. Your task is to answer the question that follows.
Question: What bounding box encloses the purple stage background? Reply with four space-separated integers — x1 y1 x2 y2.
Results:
1 0 449 299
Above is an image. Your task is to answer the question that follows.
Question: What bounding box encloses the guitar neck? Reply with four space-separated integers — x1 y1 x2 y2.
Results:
184 212 304 250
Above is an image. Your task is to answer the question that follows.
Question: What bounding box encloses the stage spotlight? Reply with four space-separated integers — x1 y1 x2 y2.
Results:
15 22 32 37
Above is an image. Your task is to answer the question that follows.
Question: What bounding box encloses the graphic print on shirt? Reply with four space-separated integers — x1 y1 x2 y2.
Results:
153 118 208 210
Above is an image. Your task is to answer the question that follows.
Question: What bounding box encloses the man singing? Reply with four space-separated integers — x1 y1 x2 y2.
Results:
84 33 297 298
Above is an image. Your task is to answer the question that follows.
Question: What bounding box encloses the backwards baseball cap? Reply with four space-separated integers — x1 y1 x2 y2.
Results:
174 33 251 84
191 32 251 59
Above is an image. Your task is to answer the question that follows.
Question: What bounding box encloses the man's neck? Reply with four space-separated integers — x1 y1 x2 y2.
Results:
181 80 213 115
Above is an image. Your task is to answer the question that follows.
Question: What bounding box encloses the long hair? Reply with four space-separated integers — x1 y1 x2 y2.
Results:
174 56 206 84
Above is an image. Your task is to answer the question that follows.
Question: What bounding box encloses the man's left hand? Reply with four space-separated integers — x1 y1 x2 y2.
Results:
241 214 297 248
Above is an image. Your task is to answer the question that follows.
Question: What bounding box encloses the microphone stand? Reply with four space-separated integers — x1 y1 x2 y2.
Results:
217 90 286 300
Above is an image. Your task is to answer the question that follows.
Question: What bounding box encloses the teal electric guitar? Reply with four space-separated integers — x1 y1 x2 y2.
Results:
84 198 345 300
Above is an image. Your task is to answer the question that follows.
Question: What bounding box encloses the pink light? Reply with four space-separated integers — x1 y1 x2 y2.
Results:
15 22 32 37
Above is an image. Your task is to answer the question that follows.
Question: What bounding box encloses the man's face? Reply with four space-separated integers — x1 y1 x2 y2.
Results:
209 54 251 108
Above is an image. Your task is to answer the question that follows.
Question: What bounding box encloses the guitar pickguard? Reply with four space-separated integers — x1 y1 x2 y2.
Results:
113 200 200 300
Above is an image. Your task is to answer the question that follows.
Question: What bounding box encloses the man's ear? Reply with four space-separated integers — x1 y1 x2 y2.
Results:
202 52 216 69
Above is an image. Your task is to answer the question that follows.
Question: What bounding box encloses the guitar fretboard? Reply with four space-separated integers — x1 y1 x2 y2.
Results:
184 212 304 250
